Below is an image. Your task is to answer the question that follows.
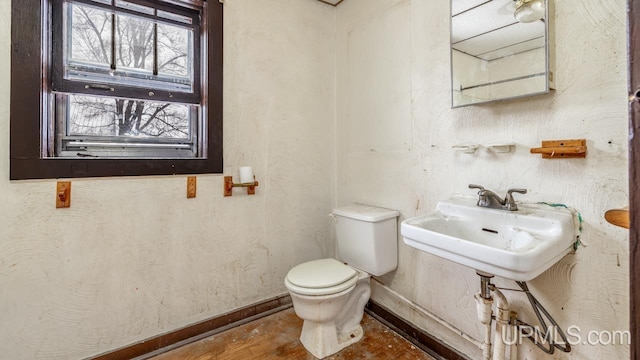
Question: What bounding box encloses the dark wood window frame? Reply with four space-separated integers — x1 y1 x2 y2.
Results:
10 0 223 180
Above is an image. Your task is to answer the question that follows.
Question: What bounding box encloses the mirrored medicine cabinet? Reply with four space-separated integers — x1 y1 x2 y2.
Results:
450 0 555 108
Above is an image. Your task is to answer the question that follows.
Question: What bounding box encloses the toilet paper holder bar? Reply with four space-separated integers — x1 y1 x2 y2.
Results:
224 176 259 196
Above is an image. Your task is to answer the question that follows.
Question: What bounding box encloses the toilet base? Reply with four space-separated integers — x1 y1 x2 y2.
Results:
286 265 372 359
299 320 363 359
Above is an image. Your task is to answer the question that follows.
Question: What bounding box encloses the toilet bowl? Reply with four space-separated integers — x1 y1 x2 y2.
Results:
285 258 371 359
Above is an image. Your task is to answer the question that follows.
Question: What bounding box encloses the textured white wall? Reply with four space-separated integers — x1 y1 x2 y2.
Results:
337 0 629 359
0 0 336 358
1 0 630 358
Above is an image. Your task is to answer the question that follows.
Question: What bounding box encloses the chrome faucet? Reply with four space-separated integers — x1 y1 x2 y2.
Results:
468 184 527 211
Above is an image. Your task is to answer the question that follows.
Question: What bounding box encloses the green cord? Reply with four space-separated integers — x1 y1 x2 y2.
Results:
537 202 584 250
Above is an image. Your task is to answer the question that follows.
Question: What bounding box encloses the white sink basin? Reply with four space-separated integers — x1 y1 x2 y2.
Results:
401 196 577 281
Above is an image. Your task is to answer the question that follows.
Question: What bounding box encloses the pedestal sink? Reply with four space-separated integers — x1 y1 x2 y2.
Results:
401 196 577 281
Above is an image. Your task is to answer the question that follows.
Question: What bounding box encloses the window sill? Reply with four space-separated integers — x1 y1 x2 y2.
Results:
10 157 223 180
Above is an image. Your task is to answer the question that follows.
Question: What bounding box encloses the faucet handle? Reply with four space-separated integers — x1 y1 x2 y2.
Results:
469 184 485 192
505 188 527 210
507 188 527 196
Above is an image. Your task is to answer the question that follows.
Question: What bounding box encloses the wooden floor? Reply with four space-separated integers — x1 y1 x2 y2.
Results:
150 308 437 360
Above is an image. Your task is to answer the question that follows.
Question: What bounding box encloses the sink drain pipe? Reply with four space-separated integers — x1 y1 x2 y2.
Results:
475 273 515 360
475 293 493 360
490 285 511 360
475 273 495 360
476 274 570 360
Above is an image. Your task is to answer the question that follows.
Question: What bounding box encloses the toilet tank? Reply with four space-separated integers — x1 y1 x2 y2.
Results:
332 204 399 276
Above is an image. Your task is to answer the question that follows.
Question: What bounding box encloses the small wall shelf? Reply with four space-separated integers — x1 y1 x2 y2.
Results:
486 143 514 153
605 208 629 229
452 143 480 154
530 139 587 159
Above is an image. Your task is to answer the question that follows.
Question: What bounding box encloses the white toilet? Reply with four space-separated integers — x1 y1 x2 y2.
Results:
284 204 399 359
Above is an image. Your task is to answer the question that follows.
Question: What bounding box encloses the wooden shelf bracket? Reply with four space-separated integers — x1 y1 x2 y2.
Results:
530 139 587 159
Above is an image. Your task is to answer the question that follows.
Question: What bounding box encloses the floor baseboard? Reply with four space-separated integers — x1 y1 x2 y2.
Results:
366 300 470 360
88 293 468 360
88 295 292 360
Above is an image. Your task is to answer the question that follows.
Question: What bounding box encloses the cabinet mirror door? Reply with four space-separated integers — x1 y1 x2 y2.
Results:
451 0 554 108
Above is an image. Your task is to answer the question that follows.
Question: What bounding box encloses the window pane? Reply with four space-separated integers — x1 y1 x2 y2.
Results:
69 3 112 66
157 23 192 78
63 1 196 93
67 95 116 136
67 95 191 139
116 14 154 73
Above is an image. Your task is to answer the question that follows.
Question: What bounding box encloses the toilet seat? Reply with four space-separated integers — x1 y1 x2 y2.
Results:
285 258 358 296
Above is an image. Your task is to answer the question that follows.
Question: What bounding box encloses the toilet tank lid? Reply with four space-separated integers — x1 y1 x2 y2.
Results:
332 204 399 222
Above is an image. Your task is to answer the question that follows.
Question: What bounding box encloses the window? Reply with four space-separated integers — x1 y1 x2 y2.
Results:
10 0 222 179
51 0 202 158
